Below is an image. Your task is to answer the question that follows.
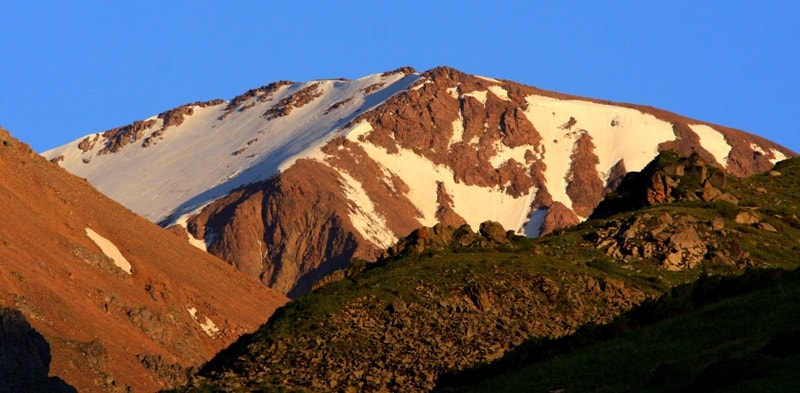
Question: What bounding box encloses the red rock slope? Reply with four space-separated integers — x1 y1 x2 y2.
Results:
0 126 287 392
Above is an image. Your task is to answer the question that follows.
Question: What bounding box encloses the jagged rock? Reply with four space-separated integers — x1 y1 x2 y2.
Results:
386 221 515 258
540 202 581 235
465 283 495 312
735 211 761 225
44 68 794 303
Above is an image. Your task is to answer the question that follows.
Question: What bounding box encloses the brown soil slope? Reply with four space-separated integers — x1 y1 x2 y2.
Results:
0 127 287 392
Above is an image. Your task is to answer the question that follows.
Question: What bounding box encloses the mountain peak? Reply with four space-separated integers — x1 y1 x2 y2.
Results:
42 67 796 297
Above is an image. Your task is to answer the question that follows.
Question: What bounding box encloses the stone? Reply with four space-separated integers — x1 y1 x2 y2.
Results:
735 211 761 225
701 183 722 202
662 251 684 271
758 222 778 233
713 193 739 205
769 170 782 177
710 217 725 231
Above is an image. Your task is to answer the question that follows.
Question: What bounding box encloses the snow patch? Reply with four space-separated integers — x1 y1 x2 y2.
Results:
447 87 459 99
769 149 788 165
688 124 731 168
173 210 210 251
335 170 396 249
85 228 132 274
463 90 488 105
449 113 465 147
475 75 501 83
486 85 510 101
187 307 220 337
412 79 432 91
750 143 767 156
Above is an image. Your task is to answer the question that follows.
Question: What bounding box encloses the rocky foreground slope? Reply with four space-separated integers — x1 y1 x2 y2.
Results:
45 66 795 297
174 153 800 392
0 127 288 393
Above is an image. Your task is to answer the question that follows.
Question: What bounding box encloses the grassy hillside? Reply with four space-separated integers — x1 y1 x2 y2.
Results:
171 155 800 392
435 267 800 392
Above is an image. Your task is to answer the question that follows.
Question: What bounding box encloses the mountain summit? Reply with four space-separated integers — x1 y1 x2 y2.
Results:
44 66 795 296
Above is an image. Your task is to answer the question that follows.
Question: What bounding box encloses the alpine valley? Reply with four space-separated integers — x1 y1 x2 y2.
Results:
0 66 795 392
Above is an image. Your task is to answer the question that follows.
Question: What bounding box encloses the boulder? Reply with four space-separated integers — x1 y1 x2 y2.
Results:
735 211 761 225
479 221 510 245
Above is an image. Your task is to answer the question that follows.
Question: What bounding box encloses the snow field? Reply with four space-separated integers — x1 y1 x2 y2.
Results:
343 121 537 235
45 71 421 224
522 95 676 211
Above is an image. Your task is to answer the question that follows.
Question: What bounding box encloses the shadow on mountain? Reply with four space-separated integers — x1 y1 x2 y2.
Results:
0 307 76 393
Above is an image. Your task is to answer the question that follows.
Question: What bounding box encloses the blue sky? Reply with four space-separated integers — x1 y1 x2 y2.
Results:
1 1 798 153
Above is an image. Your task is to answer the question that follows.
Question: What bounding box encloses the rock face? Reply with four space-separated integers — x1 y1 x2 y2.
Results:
44 66 796 297
0 127 287 392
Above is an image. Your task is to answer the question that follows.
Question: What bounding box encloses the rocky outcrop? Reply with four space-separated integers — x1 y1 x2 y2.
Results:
590 213 754 271
591 151 739 219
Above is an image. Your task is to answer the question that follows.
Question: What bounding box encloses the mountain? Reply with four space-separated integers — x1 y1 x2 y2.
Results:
172 153 800 392
43 66 795 297
0 127 288 392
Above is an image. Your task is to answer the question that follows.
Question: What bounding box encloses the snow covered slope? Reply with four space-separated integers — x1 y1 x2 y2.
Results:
45 66 796 296
45 68 420 223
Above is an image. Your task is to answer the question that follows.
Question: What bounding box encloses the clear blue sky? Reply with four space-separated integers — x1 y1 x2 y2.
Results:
1 1 798 153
